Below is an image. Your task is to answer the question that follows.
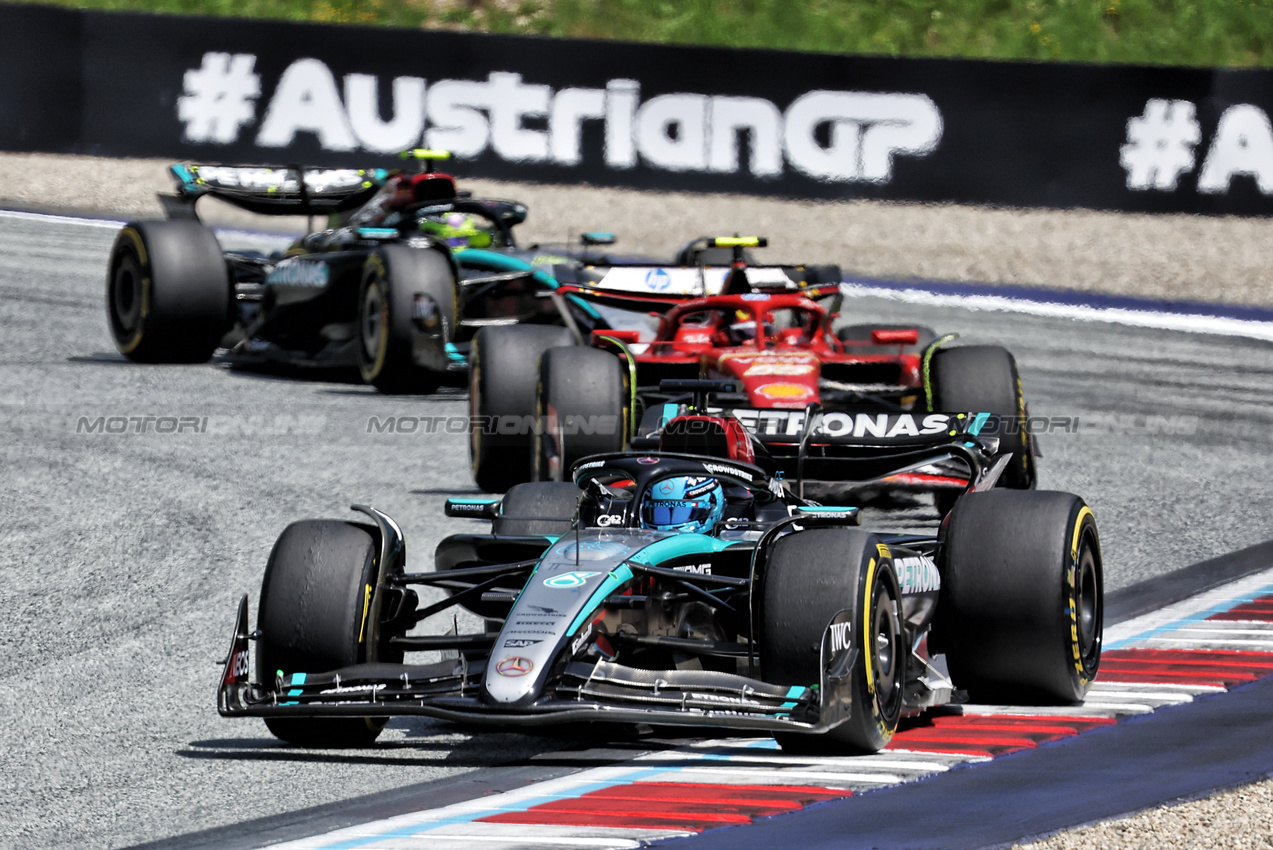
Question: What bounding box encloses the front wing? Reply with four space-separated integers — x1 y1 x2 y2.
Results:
217 596 857 735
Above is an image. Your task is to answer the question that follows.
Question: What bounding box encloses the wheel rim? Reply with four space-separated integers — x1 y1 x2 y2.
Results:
111 257 142 336
361 278 386 366
870 580 904 719
1075 534 1101 666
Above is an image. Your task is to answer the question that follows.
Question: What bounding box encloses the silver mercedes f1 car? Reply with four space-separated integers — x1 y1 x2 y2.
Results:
217 410 1101 753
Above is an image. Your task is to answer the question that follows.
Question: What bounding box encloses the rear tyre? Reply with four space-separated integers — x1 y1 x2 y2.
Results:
106 221 231 363
469 325 576 492
930 345 1035 497
533 346 627 482
492 482 581 537
256 520 386 747
938 490 1102 703
836 323 937 355
357 244 455 394
761 529 904 754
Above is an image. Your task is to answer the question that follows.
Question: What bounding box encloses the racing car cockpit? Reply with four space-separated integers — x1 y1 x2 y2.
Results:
573 454 790 537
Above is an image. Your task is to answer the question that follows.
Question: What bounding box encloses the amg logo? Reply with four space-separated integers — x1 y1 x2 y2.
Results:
675 563 712 575
829 621 852 653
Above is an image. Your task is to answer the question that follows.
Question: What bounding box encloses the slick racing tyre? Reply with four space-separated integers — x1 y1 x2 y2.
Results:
492 482 581 537
106 220 231 363
532 346 628 482
358 244 455 394
836 323 937 355
256 520 387 747
761 528 904 754
469 325 576 492
938 490 1102 704
930 345 1036 514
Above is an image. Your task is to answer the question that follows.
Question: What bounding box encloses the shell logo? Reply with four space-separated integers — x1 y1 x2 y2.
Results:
756 383 811 399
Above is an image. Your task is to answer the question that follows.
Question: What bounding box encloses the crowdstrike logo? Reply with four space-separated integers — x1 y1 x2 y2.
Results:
176 53 943 184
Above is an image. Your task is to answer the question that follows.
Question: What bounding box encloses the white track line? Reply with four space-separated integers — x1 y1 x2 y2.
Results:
0 208 125 228
841 282 1273 342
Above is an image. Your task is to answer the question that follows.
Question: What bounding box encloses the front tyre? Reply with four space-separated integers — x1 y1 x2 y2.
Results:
357 244 455 394
469 325 576 492
256 520 386 747
106 220 231 363
533 346 628 482
938 490 1102 703
761 528 904 754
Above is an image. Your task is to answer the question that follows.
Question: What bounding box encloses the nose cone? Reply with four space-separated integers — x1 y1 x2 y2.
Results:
716 352 821 409
481 532 653 707
483 653 541 705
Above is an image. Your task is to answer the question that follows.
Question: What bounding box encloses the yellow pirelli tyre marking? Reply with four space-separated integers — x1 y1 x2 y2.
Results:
863 556 878 694
358 583 373 644
1070 505 1094 678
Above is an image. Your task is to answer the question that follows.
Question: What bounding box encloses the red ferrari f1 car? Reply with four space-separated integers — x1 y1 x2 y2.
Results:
469 237 1036 503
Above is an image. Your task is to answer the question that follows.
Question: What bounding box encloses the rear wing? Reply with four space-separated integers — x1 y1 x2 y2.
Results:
553 263 842 308
632 404 1003 492
159 163 388 218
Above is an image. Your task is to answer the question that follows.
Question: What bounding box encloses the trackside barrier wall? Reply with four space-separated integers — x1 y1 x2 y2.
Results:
2 4 1273 215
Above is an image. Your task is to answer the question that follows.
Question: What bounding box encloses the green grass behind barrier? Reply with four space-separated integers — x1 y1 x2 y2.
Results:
13 0 1273 67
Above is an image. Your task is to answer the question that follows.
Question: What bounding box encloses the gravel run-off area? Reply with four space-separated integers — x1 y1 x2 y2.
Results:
4 151 1273 307
3 149 1273 848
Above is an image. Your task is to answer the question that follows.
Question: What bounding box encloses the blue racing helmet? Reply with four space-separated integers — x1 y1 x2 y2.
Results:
640 475 725 534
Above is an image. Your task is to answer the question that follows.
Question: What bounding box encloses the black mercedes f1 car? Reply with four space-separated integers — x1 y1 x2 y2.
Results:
104 152 620 393
217 410 1102 753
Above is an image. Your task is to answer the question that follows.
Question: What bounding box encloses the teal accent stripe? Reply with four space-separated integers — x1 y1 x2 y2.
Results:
566 565 635 635
628 534 735 565
448 498 500 505
456 249 560 291
661 403 678 428
968 411 991 436
290 672 307 686
170 164 195 186
444 342 465 362
562 291 601 319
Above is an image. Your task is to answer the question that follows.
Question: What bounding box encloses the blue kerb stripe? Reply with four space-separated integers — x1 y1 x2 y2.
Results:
1105 582 1273 651
315 766 670 849
968 411 990 436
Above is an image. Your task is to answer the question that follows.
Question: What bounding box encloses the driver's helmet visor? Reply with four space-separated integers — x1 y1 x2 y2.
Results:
641 498 714 528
